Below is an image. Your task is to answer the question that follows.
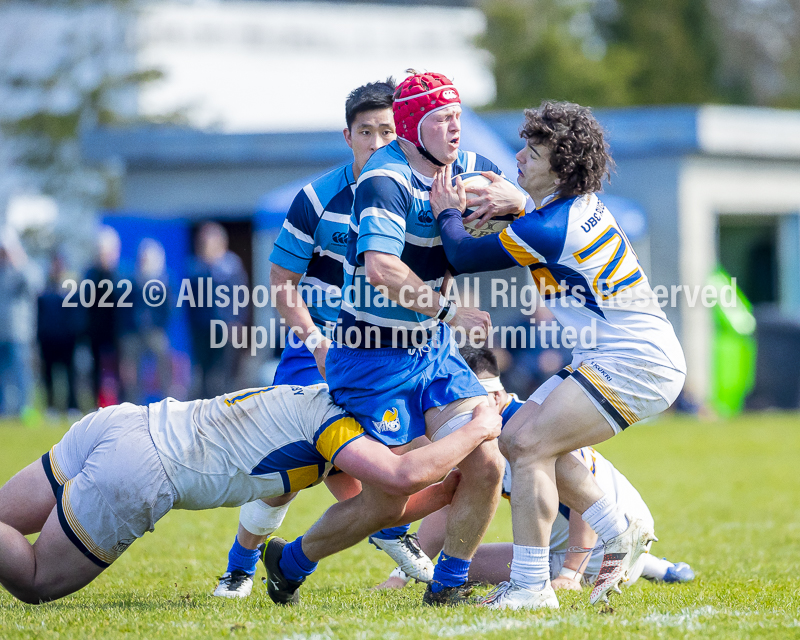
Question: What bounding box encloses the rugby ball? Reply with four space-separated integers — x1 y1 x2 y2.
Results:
453 172 523 238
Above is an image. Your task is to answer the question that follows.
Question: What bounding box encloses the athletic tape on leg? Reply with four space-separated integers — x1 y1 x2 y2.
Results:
239 499 291 536
430 411 473 443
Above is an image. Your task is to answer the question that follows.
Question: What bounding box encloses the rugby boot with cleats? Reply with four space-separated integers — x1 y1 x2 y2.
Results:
261 538 304 605
590 517 656 605
422 581 478 606
481 580 560 610
664 562 695 583
213 570 253 598
368 532 434 583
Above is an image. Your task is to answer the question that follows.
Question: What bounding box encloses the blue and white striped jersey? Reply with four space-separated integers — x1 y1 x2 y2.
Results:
269 164 355 331
341 141 504 348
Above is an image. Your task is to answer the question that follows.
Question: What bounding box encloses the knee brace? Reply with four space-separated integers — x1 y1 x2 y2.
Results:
238 499 292 537
430 411 473 442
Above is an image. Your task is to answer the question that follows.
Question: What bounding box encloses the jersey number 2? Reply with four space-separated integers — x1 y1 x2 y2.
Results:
573 226 642 299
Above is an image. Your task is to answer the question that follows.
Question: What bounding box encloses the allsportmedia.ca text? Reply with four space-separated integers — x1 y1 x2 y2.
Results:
62 276 743 315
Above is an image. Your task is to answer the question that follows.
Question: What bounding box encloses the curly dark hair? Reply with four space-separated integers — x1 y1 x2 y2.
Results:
520 101 614 198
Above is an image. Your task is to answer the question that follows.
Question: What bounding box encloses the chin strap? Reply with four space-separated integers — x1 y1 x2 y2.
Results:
417 146 445 167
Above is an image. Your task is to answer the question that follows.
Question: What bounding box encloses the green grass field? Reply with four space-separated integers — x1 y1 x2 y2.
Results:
1 413 799 639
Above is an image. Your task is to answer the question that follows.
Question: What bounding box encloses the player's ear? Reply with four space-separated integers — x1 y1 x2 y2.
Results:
343 128 353 149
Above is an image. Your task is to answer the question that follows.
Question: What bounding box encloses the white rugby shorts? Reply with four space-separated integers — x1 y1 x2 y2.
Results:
42 403 175 568
529 354 686 434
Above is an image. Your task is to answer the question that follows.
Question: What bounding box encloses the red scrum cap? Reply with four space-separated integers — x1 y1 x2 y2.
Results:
393 71 461 150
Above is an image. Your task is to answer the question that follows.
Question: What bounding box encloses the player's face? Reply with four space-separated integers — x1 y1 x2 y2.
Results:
419 105 461 165
345 108 396 177
516 142 558 203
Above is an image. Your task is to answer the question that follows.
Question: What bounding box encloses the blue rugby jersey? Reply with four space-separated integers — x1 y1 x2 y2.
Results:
340 141 504 348
269 164 355 331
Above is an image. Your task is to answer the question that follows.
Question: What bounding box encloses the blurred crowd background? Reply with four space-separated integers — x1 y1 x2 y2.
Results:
1 0 799 423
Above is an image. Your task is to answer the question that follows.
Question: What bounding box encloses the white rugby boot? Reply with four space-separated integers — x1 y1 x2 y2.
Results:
368 532 434 583
213 570 253 598
481 580 560 610
590 517 657 605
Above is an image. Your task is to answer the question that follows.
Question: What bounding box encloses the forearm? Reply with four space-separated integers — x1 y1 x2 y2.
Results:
438 209 516 274
365 252 446 319
391 424 487 495
270 265 320 341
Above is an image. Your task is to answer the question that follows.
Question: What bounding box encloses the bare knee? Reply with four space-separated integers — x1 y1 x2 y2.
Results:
360 491 408 527
458 440 505 489
500 424 558 465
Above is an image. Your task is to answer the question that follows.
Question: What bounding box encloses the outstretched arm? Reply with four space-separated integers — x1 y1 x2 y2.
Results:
430 166 517 274
333 403 501 496
437 209 517 274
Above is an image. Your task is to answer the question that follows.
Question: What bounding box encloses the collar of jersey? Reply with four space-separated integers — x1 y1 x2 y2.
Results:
410 165 434 187
536 192 561 209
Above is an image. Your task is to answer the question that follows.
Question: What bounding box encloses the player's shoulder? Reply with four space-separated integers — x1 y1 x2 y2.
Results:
298 164 355 213
357 142 412 187
292 383 345 415
309 162 352 187
454 150 501 176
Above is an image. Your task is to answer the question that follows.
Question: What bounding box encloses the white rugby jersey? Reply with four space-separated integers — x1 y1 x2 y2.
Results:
498 193 685 372
148 384 364 510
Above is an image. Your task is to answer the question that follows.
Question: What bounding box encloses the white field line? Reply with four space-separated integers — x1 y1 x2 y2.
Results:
280 606 796 640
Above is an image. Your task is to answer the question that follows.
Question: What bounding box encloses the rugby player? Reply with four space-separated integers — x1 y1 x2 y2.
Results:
0 384 501 604
431 101 687 609
376 347 695 591
214 79 434 598
261 70 529 607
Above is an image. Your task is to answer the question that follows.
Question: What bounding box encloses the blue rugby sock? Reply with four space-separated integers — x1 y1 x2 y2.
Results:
226 536 262 576
370 524 411 540
430 551 471 593
278 536 318 583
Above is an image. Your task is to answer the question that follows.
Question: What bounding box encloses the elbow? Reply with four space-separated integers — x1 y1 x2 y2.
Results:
384 469 421 496
364 257 390 288
446 252 473 275
269 265 288 289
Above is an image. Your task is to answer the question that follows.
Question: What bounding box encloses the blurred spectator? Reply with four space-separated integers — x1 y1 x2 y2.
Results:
37 252 81 417
82 225 121 407
0 227 36 417
119 238 173 404
188 222 249 399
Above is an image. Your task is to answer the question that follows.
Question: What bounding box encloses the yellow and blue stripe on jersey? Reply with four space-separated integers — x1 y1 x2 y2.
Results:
248 413 365 494
224 386 278 407
497 197 606 318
